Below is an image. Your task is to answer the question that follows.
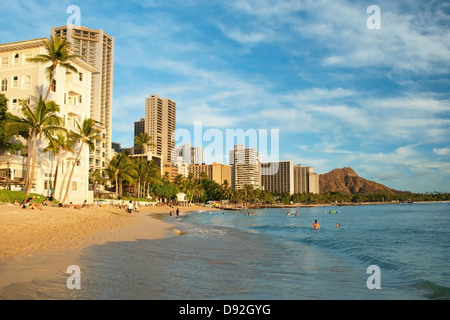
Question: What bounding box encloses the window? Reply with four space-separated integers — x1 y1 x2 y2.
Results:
22 75 31 90
14 53 19 65
1 79 7 92
24 54 32 64
51 79 56 92
72 181 78 191
11 99 18 111
79 72 83 82
1 57 8 67
12 76 18 88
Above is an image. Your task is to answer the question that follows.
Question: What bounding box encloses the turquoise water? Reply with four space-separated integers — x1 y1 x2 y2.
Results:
1 202 449 300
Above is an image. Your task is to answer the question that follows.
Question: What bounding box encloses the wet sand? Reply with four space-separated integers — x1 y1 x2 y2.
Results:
0 203 215 290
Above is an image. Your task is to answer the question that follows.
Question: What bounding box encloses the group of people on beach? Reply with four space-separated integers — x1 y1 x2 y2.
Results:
169 207 180 217
125 200 140 214
14 197 43 210
13 197 92 210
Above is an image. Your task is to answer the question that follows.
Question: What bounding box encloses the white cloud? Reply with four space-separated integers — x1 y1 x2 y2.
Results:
433 148 450 156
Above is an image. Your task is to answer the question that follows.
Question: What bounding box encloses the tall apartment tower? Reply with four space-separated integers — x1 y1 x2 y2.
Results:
134 118 145 154
230 145 260 189
52 25 114 175
145 94 176 163
293 164 320 194
261 161 294 195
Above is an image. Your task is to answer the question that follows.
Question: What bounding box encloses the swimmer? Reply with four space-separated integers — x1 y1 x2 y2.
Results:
286 212 290 216
336 223 340 229
295 211 299 216
312 220 320 229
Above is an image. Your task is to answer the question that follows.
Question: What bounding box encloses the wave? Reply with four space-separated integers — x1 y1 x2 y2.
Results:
413 279 450 300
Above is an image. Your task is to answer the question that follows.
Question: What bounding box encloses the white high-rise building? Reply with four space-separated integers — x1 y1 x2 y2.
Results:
52 26 114 177
191 146 203 165
0 38 98 203
230 145 260 189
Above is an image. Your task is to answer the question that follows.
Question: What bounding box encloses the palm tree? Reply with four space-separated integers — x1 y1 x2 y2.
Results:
134 132 155 158
61 118 100 204
43 132 73 200
6 97 63 195
89 169 103 195
107 152 136 198
132 157 147 198
26 36 80 101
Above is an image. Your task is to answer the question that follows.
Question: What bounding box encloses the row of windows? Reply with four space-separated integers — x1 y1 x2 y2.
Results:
1 53 33 68
0 75 32 92
8 97 31 111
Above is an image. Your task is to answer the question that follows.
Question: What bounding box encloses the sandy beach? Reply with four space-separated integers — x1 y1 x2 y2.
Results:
0 203 215 290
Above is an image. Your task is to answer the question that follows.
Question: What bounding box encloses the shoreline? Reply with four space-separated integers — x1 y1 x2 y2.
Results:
0 203 214 290
222 200 450 210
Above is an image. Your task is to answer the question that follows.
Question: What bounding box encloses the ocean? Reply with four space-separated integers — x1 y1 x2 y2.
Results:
1 202 449 300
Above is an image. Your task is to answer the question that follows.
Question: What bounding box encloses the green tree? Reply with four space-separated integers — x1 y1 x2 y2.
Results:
61 118 100 203
89 169 104 195
6 97 63 195
26 36 80 101
43 132 73 200
0 94 25 153
107 152 136 198
134 132 155 158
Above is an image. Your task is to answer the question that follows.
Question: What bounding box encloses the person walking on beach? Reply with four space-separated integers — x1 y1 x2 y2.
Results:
127 201 134 214
176 207 180 217
312 220 320 229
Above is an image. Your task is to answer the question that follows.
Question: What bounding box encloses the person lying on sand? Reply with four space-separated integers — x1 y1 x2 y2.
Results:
22 197 43 210
62 202 81 209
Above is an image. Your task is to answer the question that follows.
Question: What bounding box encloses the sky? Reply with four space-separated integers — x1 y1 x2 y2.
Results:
1 0 449 193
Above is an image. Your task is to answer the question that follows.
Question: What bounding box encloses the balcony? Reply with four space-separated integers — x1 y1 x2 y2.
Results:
64 81 84 96
65 103 82 117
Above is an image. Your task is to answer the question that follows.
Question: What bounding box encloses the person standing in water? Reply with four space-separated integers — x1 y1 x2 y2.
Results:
312 220 320 229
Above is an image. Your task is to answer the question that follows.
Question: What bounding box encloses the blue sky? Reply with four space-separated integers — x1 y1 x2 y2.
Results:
1 0 449 192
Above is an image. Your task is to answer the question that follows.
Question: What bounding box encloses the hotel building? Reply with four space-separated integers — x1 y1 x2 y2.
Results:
261 160 294 195
173 143 203 165
189 162 231 185
293 164 320 194
52 25 114 177
230 145 260 189
0 38 98 203
145 94 176 163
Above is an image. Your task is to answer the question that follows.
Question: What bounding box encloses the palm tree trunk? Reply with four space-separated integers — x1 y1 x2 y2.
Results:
44 64 57 102
25 133 37 195
58 161 70 201
24 135 33 194
115 169 119 198
52 156 60 199
62 141 84 204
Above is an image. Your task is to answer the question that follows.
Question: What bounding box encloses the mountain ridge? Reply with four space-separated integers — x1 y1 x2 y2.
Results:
319 167 400 194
